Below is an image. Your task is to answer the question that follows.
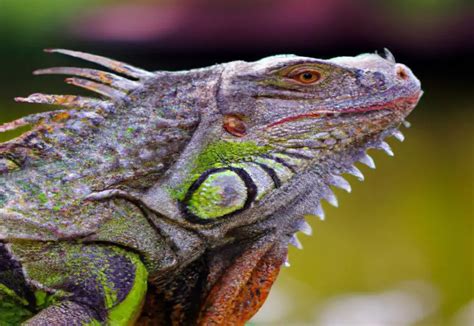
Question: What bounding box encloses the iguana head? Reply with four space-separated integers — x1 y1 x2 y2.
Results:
138 50 421 323
146 50 421 238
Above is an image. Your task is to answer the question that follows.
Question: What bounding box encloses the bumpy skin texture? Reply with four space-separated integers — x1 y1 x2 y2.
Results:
0 49 421 325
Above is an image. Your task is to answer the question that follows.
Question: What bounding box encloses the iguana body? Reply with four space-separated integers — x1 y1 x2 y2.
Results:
0 49 421 325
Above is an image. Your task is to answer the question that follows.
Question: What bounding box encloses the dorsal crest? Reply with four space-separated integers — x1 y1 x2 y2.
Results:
0 49 156 172
14 48 154 109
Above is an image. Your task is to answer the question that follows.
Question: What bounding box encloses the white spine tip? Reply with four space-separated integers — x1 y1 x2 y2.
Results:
393 130 405 142
313 203 325 220
402 120 411 128
284 256 291 267
347 165 365 181
299 220 313 236
290 234 303 250
330 175 351 193
324 189 339 207
379 141 394 156
360 153 376 169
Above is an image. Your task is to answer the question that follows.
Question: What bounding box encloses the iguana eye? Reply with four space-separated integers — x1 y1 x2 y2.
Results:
289 69 321 84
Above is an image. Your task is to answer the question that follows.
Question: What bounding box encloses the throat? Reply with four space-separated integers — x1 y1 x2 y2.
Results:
138 235 286 326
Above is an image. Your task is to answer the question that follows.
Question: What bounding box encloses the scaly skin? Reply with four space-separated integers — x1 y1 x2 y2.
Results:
0 49 421 325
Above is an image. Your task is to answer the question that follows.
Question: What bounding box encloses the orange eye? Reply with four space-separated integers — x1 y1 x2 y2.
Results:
290 70 321 84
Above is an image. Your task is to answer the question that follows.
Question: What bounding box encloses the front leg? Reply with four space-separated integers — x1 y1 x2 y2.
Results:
8 241 148 325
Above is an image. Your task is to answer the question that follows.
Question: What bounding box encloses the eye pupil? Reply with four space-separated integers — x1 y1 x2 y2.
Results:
293 70 320 83
287 68 321 84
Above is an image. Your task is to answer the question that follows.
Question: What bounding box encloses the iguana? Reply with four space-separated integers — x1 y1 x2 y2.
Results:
0 49 422 325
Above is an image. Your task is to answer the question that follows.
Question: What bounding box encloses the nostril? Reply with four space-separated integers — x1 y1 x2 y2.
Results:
396 65 409 80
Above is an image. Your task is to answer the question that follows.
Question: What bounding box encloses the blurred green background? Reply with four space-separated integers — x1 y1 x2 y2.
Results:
0 0 472 325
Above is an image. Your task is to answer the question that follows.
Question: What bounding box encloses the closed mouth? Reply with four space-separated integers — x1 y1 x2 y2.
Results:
266 91 422 129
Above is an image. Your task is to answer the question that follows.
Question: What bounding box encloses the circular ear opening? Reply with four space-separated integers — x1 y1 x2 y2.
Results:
224 114 247 137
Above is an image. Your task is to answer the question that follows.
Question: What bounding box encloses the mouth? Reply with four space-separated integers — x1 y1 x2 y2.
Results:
280 90 422 262
266 91 422 129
